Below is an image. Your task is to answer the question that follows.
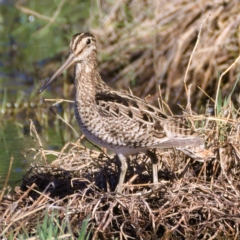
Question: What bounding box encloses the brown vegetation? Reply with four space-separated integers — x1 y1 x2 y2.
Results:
93 0 240 111
1 101 239 239
1 0 240 239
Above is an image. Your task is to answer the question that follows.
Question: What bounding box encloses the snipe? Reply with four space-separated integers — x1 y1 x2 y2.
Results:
39 32 204 193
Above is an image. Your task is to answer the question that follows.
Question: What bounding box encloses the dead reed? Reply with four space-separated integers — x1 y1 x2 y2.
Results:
0 98 239 239
1 1 240 239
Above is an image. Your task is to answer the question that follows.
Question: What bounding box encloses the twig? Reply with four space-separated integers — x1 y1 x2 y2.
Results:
0 156 14 201
183 16 209 97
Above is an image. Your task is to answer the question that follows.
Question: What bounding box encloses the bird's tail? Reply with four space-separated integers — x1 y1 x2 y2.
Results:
151 136 215 160
152 136 204 149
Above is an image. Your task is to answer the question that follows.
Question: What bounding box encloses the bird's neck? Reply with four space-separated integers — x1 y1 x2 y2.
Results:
74 60 97 98
73 58 110 114
74 58 111 100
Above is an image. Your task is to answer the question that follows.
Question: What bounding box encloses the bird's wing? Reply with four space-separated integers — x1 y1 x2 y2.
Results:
95 90 204 148
95 90 168 123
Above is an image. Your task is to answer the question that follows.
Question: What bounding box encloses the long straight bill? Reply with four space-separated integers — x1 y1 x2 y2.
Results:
39 53 75 93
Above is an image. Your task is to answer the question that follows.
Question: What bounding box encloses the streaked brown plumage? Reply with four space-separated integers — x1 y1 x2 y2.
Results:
39 32 205 193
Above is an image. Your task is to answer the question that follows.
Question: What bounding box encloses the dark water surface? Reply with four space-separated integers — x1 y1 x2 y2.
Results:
0 121 35 189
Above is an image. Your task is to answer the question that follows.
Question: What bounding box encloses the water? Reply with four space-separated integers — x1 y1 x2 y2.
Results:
0 0 91 190
0 121 34 189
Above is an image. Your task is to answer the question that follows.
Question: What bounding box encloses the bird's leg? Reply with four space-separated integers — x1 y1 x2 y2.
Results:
147 150 159 189
116 153 128 193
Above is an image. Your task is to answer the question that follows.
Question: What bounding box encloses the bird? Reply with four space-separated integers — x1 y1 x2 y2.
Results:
39 32 205 193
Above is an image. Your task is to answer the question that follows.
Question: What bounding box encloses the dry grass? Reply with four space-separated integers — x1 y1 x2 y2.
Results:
91 0 240 110
0 99 239 239
1 1 240 239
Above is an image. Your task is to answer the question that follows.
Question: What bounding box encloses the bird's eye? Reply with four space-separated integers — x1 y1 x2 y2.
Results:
86 39 91 45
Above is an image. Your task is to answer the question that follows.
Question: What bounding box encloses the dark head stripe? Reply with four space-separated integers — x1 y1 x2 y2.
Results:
71 33 96 50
